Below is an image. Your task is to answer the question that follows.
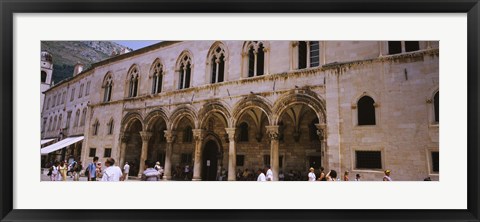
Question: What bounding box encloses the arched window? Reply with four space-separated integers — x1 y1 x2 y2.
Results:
57 114 62 130
295 41 320 69
239 122 249 142
151 60 163 94
127 66 139 97
208 44 226 84
92 120 100 136
53 116 57 132
183 125 193 143
73 109 80 127
245 41 266 77
177 53 192 89
434 91 439 123
357 96 376 125
107 119 114 135
103 73 113 102
80 108 87 126
41 71 47 83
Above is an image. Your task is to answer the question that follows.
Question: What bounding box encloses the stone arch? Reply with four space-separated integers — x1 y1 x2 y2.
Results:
121 112 144 133
144 108 169 131
169 105 198 130
272 89 326 125
232 95 273 126
198 100 232 129
206 41 229 84
351 91 380 108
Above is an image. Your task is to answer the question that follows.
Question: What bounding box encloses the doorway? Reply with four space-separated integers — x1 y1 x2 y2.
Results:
309 156 322 170
202 140 218 181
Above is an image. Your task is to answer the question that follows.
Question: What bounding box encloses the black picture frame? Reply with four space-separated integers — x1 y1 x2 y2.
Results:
1 0 479 221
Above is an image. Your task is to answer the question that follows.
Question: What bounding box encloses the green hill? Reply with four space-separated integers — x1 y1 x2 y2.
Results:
41 41 132 84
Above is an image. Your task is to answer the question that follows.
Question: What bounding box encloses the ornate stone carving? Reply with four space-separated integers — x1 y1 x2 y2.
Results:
164 130 176 143
192 129 205 142
265 125 280 141
139 131 153 142
225 128 236 142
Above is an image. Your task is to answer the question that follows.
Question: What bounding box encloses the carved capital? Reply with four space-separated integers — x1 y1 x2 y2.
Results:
225 128 236 141
315 123 327 140
139 131 153 142
192 129 205 142
266 125 280 141
164 130 176 143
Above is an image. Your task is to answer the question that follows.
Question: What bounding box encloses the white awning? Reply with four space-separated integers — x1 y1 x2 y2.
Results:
40 139 55 145
40 136 84 155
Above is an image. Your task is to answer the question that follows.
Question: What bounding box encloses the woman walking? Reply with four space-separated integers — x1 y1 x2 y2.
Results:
59 161 68 181
50 161 59 181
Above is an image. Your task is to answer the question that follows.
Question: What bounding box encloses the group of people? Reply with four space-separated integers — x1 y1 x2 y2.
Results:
47 159 83 181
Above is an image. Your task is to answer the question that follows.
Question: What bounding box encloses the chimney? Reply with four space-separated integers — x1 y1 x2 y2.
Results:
73 62 84 76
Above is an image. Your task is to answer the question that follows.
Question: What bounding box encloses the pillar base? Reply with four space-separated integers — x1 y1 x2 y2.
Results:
162 175 172 180
192 178 202 181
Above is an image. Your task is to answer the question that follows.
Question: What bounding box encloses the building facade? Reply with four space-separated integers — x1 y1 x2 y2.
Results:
41 41 439 181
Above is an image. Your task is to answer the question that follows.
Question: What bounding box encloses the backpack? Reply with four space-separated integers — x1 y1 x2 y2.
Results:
85 163 91 176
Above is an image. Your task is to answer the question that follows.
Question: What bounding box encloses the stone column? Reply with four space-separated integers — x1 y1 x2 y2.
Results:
266 125 280 181
225 128 236 181
138 131 153 177
315 123 327 168
119 134 130 168
163 130 176 180
192 129 205 181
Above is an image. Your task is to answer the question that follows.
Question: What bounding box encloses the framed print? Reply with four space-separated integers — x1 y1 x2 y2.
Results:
1 0 479 221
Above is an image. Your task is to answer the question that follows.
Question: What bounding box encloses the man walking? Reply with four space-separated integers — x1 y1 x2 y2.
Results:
101 158 123 182
87 156 99 181
265 166 273 181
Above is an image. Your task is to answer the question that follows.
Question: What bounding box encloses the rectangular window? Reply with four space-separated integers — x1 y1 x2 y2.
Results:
46 98 50 110
70 88 75 101
52 95 56 108
405 41 420 52
103 148 112 158
79 84 84 98
89 148 96 158
85 81 91 96
388 41 402 55
236 155 245 166
181 153 192 164
42 118 47 132
62 92 66 104
355 151 382 169
431 151 439 173
309 41 320 67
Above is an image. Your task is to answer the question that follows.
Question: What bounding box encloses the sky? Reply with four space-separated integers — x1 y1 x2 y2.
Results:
113 40 162 50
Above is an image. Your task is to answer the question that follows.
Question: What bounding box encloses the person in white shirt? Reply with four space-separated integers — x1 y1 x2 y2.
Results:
257 169 266 181
308 167 316 181
383 170 393 181
265 166 273 181
101 158 124 182
123 162 130 181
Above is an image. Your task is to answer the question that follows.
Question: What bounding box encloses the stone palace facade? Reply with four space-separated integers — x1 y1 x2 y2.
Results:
41 41 439 181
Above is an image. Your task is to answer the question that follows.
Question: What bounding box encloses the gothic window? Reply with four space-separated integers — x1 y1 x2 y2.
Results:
41 71 47 83
57 114 62 130
80 108 87 126
245 41 266 78
209 44 226 84
239 122 249 142
107 119 114 135
73 109 80 127
70 88 75 102
357 96 376 125
79 84 84 98
355 151 382 169
53 116 57 131
66 111 72 129
434 91 439 123
103 73 113 102
85 81 91 96
177 53 192 89
183 126 193 143
128 66 139 97
92 120 100 136
151 60 163 94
